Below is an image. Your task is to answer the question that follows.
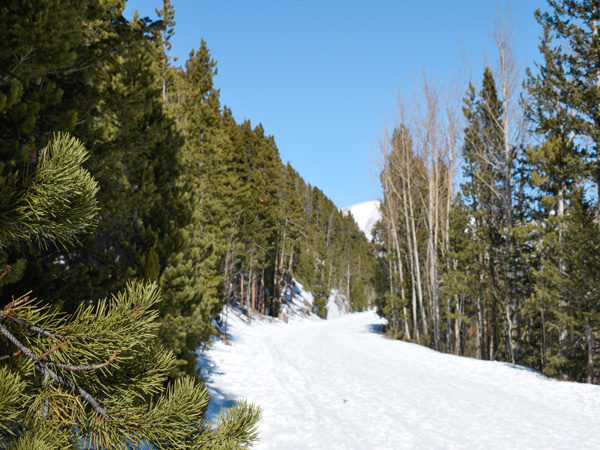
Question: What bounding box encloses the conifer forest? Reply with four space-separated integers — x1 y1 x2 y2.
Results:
375 1 600 385
1 0 600 448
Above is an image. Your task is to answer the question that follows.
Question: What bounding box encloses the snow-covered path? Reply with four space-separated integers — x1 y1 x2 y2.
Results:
200 311 600 449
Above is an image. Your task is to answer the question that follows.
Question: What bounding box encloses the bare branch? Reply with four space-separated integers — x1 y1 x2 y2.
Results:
0 265 10 282
0 294 32 312
0 349 22 361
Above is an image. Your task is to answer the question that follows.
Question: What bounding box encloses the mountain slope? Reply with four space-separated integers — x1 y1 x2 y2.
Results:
200 311 600 449
341 200 381 241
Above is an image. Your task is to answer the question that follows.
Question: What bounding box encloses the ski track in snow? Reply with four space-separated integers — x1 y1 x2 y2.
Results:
200 311 600 449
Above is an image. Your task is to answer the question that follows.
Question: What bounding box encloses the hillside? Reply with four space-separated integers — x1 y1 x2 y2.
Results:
200 311 600 448
341 200 381 241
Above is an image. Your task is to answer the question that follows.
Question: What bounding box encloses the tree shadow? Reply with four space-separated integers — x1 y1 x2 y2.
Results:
366 323 385 334
204 386 238 422
196 349 239 422
499 361 544 376
196 351 225 380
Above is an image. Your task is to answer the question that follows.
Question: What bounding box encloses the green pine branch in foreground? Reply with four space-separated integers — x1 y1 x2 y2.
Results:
0 134 260 448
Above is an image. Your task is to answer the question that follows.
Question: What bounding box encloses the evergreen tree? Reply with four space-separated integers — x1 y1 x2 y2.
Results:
0 0 184 327
532 192 600 382
532 1 600 216
155 0 176 102
0 134 260 448
159 42 225 378
524 0 599 381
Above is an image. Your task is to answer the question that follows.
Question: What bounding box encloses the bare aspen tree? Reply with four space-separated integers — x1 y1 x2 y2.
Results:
493 3 523 364
380 82 457 347
379 102 425 341
380 144 411 338
444 89 460 352
398 120 429 340
419 75 443 351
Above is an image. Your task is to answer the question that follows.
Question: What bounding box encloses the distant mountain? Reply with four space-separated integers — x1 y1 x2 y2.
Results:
341 200 381 241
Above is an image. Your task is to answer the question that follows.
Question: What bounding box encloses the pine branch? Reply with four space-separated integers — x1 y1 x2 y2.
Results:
34 362 108 418
0 294 32 311
3 313 88 343
0 322 117 419
0 322 117 371
0 264 10 281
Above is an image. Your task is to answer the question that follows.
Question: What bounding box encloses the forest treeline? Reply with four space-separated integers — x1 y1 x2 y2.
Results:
0 0 375 446
375 1 600 384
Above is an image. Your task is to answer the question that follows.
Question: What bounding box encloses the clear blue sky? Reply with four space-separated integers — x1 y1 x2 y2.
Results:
124 0 547 208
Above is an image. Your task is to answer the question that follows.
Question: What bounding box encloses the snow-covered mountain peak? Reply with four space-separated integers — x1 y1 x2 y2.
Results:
341 200 381 241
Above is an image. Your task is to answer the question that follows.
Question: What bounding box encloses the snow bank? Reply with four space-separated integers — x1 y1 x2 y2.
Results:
325 289 348 318
279 279 316 321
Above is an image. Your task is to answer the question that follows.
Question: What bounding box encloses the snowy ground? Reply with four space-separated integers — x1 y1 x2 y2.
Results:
199 310 600 449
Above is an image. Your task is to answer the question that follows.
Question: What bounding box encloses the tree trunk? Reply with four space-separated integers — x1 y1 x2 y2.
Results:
251 274 256 313
260 269 265 315
454 294 462 355
587 318 595 384
240 272 245 309
401 182 420 341
274 248 279 311
593 8 600 221
346 258 351 308
476 296 483 359
407 185 427 337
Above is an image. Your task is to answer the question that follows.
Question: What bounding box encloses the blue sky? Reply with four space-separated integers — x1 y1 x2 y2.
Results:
124 0 547 208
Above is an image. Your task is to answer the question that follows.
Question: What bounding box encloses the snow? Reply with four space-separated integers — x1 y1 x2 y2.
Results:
341 200 381 241
200 310 600 449
278 279 316 320
325 289 348 318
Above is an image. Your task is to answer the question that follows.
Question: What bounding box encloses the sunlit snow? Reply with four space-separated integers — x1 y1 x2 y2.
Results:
341 200 381 241
199 309 600 449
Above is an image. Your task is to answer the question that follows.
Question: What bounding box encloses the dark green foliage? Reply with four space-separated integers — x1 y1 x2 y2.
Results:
453 69 507 360
530 193 600 382
531 1 600 211
0 134 261 448
158 41 225 378
312 285 329 319
520 0 600 383
0 134 98 259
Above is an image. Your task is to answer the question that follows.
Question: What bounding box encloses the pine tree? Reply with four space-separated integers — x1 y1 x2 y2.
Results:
0 0 184 325
524 1 599 381
159 42 226 378
532 192 600 382
0 134 261 448
458 69 509 360
155 0 176 102
533 0 600 217
274 164 305 312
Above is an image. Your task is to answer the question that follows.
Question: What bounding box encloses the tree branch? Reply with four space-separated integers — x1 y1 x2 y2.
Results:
0 294 32 312
3 314 88 343
34 362 109 418
0 264 10 281
0 322 114 418
0 322 117 371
